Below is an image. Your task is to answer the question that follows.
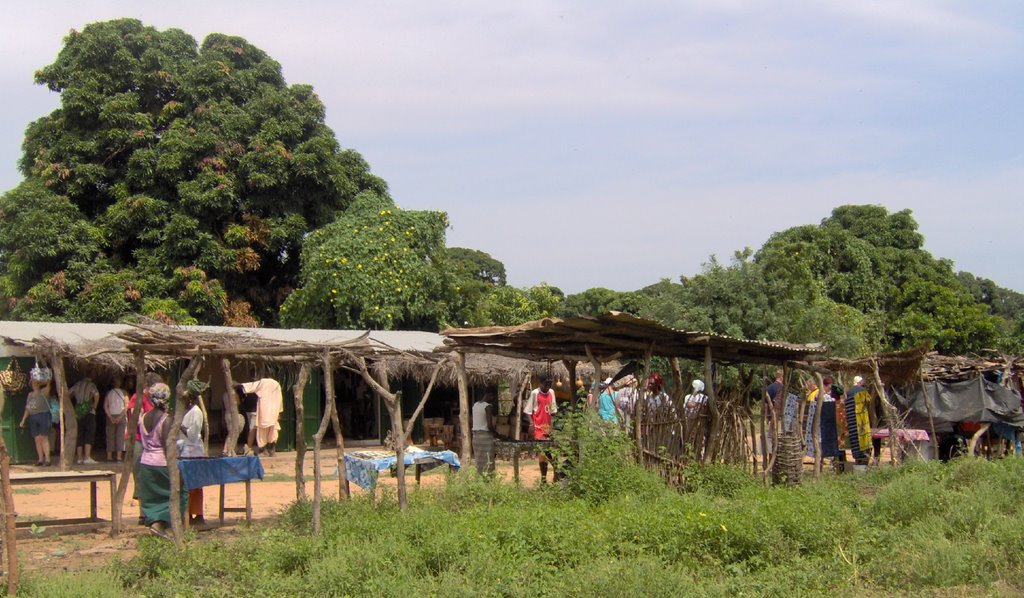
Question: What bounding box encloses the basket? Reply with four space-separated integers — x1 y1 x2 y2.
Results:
0 360 26 393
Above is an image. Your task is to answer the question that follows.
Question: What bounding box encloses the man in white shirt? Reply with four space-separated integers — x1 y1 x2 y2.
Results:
471 392 496 475
104 377 128 462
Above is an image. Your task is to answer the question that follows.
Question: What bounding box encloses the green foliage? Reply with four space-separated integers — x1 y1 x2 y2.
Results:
4 18 387 325
280 192 454 330
473 283 564 326
560 287 650 318
549 405 668 504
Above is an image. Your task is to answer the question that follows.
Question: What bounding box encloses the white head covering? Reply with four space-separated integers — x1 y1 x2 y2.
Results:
691 379 705 393
853 375 864 386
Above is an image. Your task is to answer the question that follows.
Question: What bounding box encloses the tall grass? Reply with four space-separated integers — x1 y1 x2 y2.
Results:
18 445 1024 597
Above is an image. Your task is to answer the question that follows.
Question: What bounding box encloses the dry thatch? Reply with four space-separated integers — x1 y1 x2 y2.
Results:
808 345 931 385
371 352 618 389
443 312 824 365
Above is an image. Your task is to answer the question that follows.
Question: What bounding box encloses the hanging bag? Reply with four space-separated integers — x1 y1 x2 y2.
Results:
0 359 27 393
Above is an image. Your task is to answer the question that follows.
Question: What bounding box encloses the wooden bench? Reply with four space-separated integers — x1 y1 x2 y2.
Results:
10 470 117 537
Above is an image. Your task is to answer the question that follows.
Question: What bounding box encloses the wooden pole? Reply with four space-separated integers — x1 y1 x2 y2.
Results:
703 345 720 464
511 375 524 483
50 351 75 471
326 362 350 500
869 359 899 466
312 353 335 532
454 351 471 465
812 373 825 477
919 374 939 460
346 352 410 510
585 344 602 413
112 351 147 536
219 358 241 456
402 361 444 446
0 385 19 593
168 355 203 547
293 364 311 501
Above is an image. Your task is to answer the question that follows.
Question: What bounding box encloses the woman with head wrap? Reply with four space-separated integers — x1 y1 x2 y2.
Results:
178 379 208 524
137 382 186 538
684 379 707 418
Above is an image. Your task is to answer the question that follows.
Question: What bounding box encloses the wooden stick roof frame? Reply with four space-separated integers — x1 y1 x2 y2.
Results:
441 312 825 366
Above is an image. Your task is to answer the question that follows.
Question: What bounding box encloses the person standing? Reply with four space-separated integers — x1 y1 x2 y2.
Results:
684 379 707 418
236 378 284 457
178 379 208 525
137 383 186 538
20 366 53 467
471 392 496 476
523 373 557 482
128 372 161 523
70 376 100 464
104 377 129 462
598 378 618 423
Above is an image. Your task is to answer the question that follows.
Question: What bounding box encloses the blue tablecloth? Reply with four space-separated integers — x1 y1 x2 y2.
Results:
178 456 264 491
344 449 461 490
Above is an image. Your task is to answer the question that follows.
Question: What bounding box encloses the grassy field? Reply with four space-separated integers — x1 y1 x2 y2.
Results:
16 440 1024 596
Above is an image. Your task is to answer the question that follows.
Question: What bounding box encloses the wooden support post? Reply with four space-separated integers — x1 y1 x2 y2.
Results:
454 351 471 465
346 351 410 510
312 352 335 532
703 345 720 464
812 373 825 477
402 361 444 446
293 364 311 501
870 359 899 466
585 344 602 413
919 374 938 460
168 354 203 548
219 358 241 456
112 351 147 536
50 352 75 471
0 385 19 593
327 372 350 500
512 375 524 483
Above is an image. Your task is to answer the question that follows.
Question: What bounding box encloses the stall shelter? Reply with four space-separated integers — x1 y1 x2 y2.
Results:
0 320 446 465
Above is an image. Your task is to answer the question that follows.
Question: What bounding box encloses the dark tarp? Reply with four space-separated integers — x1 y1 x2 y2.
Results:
892 377 1024 434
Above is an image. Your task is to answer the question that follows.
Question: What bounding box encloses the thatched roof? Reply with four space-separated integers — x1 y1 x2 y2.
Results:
442 312 825 365
807 346 931 386
371 352 618 388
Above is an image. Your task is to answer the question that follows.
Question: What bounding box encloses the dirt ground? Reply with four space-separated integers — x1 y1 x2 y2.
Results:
5 446 547 576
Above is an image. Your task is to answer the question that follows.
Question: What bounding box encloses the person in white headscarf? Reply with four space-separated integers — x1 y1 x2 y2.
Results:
684 379 707 418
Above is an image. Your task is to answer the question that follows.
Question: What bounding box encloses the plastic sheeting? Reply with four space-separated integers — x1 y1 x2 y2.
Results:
891 377 1024 434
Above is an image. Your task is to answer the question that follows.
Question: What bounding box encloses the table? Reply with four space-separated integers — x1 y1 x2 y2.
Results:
493 439 554 482
872 428 931 461
178 456 264 525
344 447 460 493
10 470 117 536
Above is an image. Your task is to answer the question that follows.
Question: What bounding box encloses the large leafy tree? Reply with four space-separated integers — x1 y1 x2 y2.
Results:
2 19 385 325
560 287 650 318
280 192 455 330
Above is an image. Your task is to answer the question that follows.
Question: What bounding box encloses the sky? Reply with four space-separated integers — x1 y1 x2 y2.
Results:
1 1 1022 294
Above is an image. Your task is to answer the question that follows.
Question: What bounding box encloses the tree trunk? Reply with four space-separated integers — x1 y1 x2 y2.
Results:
0 386 19 593
219 358 241 457
112 351 148 536
168 356 204 548
293 364 311 501
870 360 899 465
50 352 77 471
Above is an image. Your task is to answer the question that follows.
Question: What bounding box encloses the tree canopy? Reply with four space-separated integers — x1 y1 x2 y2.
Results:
2 19 385 325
